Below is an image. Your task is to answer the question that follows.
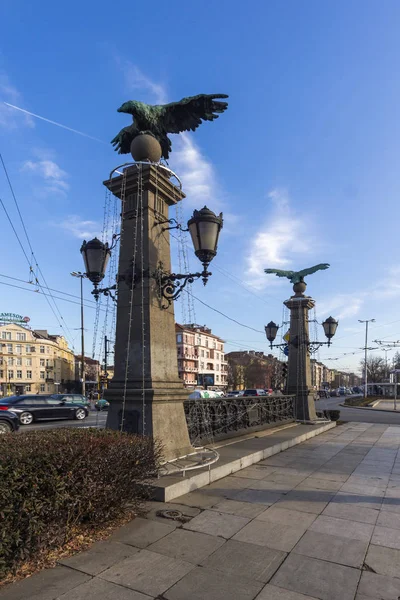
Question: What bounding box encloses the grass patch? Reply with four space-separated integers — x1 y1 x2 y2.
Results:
344 396 385 407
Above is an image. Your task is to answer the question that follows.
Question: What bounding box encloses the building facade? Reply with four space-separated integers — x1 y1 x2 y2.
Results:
175 324 227 390
226 351 284 391
0 324 75 396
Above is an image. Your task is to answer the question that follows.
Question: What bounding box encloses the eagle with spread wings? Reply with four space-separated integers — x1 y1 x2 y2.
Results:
265 264 330 284
111 94 229 159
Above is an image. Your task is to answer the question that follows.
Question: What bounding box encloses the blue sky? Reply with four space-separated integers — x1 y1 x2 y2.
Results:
0 0 400 373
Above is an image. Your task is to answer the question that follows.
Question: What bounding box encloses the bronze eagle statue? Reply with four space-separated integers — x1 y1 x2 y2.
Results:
111 94 229 159
265 264 330 284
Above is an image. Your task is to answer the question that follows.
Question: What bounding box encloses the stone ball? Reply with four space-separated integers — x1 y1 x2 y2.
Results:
293 281 307 295
130 134 162 163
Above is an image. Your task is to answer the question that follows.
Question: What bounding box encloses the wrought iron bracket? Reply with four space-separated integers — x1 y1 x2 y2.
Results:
153 262 211 309
154 217 189 232
269 339 332 353
92 284 117 302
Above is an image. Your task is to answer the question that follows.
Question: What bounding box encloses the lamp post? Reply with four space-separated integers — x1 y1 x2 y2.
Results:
359 319 375 399
71 271 88 397
266 290 338 421
80 162 223 459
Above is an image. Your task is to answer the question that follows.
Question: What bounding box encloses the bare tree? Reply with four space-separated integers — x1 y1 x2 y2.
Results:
360 356 386 383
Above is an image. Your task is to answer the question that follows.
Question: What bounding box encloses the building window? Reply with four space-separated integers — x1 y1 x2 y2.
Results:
47 385 51 392
26 358 32 366
1 331 11 340
16 332 26 341
197 336 201 345
216 364 219 371
40 384 45 392
40 345 45 354
216 374 219 381
7 344 12 353
0 370 3 378
15 345 22 354
40 371 45 379
200 361 204 369
16 358 22 366
26 345 31 353
201 350 204 357
205 339 208 347
8 370 13 380
7 357 13 366
213 341 216 348
40 359 45 367
216 353 219 360
46 359 51 367
177 334 182 343
16 370 22 379
25 384 31 392
26 370 32 379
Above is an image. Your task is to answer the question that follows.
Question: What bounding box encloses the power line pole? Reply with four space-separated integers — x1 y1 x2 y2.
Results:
359 319 375 399
71 272 87 397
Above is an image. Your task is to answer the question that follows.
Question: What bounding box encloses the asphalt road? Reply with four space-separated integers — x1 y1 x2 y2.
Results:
315 395 400 425
20 410 108 432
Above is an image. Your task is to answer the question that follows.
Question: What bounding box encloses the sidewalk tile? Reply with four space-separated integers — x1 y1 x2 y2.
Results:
183 509 249 538
364 544 400 578
164 565 263 600
172 490 221 509
273 489 334 514
56 578 152 600
330 491 382 511
99 549 194 597
293 530 368 568
111 517 175 548
58 541 138 575
147 528 225 563
201 539 286 582
376 510 400 529
210 499 266 518
309 515 373 542
357 571 400 600
255 506 317 529
0 566 90 600
321 501 379 525
271 553 360 600
295 478 343 492
255 583 327 599
232 519 308 552
371 525 400 550
231 465 277 479
233 488 283 506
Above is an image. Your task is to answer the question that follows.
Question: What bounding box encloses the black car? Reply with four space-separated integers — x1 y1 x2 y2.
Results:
0 395 89 425
0 410 20 434
50 393 91 408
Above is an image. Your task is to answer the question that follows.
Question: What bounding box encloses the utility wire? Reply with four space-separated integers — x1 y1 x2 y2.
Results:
0 280 105 311
0 153 75 344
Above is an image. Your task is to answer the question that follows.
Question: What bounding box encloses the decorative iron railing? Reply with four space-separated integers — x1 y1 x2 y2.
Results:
184 394 295 445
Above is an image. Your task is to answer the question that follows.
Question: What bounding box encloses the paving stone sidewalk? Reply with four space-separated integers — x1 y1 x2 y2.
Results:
2 422 400 600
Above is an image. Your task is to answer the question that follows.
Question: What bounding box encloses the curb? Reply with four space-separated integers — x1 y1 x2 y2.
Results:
340 402 400 414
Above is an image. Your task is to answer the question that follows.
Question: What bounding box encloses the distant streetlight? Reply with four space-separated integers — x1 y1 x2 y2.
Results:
71 271 87 397
358 319 375 399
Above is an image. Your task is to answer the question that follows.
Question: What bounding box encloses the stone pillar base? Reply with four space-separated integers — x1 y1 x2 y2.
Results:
105 386 194 460
289 391 317 421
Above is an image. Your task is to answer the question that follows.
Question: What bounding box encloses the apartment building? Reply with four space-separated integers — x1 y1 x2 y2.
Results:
175 324 227 390
0 323 75 396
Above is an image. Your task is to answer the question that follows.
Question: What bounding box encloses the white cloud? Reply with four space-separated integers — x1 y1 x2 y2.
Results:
59 215 101 239
116 60 167 104
22 159 69 194
0 71 34 129
246 189 316 289
319 293 364 320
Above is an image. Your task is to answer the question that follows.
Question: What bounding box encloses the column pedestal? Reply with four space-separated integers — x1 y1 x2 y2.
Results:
284 293 317 422
103 164 193 460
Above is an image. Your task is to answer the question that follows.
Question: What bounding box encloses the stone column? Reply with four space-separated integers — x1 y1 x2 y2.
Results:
284 283 317 421
103 164 193 460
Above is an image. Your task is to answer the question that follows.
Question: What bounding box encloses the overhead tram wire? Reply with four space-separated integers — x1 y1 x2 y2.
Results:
0 153 75 345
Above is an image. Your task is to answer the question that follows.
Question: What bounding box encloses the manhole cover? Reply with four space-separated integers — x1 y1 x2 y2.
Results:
156 509 191 523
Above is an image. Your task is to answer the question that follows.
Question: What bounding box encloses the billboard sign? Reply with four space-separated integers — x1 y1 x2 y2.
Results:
0 313 30 325
197 373 215 387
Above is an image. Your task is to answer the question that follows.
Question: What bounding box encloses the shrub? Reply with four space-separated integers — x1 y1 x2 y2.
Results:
0 428 161 578
325 410 340 421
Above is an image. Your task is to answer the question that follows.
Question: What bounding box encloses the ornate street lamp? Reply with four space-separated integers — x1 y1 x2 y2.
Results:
80 238 112 300
322 316 339 346
188 206 223 273
265 321 279 345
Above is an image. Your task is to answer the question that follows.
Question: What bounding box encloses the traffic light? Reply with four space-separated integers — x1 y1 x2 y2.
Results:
281 363 288 378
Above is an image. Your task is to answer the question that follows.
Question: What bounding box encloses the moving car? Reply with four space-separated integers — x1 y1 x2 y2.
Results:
0 395 89 425
226 390 241 397
0 410 20 434
50 393 90 408
243 389 267 396
317 389 330 399
95 399 109 411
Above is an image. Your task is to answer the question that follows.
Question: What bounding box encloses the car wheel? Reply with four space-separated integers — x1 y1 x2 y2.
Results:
75 408 87 420
0 421 12 434
19 412 34 425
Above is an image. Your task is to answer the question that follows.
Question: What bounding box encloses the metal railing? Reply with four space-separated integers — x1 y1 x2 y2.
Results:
184 394 295 444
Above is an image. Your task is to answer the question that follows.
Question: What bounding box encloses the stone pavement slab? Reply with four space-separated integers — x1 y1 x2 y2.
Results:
376 508 400 529
201 539 286 582
147 528 225 563
255 506 317 529
111 516 175 548
364 544 400 578
183 509 249 538
295 477 343 492
255 585 320 599
321 499 379 524
164 565 263 600
143 501 200 524
58 540 138 575
309 514 374 542
293 530 368 568
233 488 284 505
170 490 221 509
99 549 194 597
357 571 400 599
371 524 400 549
329 491 383 511
271 553 360 600
273 489 334 514
232 519 309 552
210 498 266 518
231 465 277 479
56 578 152 600
0 567 90 600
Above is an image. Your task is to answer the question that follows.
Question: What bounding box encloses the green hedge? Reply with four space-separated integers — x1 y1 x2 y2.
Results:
0 429 161 578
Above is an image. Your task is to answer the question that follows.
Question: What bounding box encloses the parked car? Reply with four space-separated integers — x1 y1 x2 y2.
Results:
317 390 330 399
50 393 90 408
330 389 340 397
0 410 20 434
95 399 110 411
243 389 267 396
264 389 273 396
0 395 89 425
